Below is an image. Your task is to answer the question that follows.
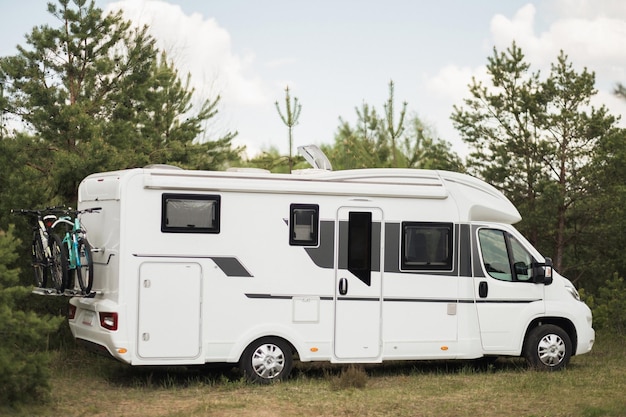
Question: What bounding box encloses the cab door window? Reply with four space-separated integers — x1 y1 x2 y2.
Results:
478 229 534 282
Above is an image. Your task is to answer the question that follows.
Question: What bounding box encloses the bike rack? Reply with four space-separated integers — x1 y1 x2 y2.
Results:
31 288 100 298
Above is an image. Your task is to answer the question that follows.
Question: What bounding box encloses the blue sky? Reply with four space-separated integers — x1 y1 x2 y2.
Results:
2 0 626 158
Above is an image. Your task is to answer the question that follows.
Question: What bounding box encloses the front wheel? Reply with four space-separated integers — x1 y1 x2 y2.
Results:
524 324 572 371
240 337 293 383
75 238 94 294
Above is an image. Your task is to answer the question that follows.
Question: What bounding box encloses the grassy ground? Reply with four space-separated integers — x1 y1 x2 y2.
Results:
5 333 626 417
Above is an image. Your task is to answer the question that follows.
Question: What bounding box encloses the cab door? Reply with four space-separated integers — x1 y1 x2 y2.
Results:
473 226 545 352
333 207 383 361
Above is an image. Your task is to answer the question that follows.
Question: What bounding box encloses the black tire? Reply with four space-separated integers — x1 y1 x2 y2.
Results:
75 238 94 294
47 233 68 292
32 233 47 288
240 337 293 383
523 324 572 371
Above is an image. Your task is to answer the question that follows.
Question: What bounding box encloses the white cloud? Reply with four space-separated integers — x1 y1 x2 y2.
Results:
426 0 626 143
427 65 489 101
105 0 268 107
490 1 626 77
552 0 626 19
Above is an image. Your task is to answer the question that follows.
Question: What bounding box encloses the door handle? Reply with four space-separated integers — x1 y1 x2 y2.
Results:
479 281 488 298
338 278 348 296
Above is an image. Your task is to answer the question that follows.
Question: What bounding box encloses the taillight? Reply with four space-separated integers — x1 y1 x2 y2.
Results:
68 304 76 320
43 215 57 229
99 312 118 331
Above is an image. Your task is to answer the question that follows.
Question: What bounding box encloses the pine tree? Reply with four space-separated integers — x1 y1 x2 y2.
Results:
0 0 241 206
0 226 63 405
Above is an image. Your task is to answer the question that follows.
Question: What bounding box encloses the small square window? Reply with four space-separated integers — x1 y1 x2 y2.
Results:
289 204 319 246
401 222 453 270
162 194 220 233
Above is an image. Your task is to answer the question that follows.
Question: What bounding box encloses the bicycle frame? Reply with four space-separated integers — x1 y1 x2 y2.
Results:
51 207 100 295
53 216 83 272
13 207 65 292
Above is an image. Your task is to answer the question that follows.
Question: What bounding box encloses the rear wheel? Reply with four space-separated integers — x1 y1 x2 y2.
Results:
524 324 572 371
47 233 68 292
76 238 94 294
32 233 47 288
240 337 293 383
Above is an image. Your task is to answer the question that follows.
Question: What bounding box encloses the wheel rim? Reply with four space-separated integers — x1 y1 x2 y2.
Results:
251 343 286 379
537 333 566 367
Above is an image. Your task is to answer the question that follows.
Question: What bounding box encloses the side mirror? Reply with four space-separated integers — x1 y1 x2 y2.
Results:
532 257 553 285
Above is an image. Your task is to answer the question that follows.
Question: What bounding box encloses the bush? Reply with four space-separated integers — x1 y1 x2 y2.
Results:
328 365 368 390
0 226 63 406
583 273 626 335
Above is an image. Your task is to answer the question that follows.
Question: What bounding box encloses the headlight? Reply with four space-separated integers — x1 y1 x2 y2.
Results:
566 286 581 301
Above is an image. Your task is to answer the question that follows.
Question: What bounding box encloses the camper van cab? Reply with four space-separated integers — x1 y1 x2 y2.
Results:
69 147 594 382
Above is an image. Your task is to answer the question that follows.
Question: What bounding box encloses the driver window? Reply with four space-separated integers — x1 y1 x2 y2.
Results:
478 228 535 282
510 237 533 281
478 229 512 281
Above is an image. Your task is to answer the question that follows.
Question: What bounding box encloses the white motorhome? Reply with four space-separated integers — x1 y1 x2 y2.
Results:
69 147 594 382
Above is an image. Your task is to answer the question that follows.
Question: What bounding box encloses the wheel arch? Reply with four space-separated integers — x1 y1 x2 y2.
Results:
229 325 303 363
523 316 578 356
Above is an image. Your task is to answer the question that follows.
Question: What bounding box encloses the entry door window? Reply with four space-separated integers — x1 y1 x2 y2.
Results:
347 211 372 286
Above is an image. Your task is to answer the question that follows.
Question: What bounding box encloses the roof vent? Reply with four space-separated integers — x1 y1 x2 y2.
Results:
298 145 332 171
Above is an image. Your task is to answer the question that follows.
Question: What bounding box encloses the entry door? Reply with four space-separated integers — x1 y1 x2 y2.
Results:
138 262 202 359
334 207 383 360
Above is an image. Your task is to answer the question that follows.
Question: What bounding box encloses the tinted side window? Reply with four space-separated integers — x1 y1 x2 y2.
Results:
478 228 535 281
401 222 453 270
162 194 220 233
348 211 372 285
289 204 319 246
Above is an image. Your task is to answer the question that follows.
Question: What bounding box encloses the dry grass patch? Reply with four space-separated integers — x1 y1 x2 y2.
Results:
3 334 626 417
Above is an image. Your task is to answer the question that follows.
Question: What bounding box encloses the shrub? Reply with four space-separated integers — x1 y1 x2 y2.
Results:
585 273 626 335
329 365 368 390
0 226 63 406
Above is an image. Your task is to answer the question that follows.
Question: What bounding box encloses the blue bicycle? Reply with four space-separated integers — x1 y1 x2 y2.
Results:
52 207 101 295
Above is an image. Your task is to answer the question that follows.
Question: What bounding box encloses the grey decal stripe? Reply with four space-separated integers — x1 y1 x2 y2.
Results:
304 221 335 268
476 299 541 304
246 293 334 301
385 298 461 303
337 297 381 301
133 254 253 277
211 257 253 277
245 293 540 305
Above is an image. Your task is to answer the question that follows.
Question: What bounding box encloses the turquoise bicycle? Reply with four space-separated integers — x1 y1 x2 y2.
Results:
52 207 101 295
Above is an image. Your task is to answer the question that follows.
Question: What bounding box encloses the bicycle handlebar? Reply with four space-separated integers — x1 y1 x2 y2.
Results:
11 206 67 216
11 206 102 216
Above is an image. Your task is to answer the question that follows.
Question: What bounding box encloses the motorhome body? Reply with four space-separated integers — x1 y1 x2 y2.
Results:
69 160 594 381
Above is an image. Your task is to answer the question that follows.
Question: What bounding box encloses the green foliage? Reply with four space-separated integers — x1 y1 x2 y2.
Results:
0 226 63 406
0 0 241 209
243 146 307 173
0 0 242 284
324 81 463 171
584 274 626 335
451 42 623 290
383 80 408 167
275 86 303 172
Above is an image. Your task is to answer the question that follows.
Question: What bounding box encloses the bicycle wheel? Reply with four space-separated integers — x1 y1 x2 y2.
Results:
47 233 68 292
32 233 47 288
76 238 94 294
